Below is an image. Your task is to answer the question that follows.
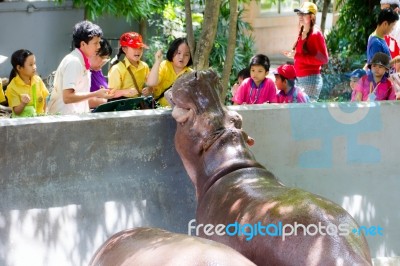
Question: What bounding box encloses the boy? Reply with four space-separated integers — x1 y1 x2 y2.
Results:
345 69 366 100
352 52 396 101
47 21 113 115
274 64 309 103
232 54 277 104
231 67 250 99
366 8 399 65
0 55 7 106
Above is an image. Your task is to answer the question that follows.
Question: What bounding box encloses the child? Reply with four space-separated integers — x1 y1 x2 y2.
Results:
0 55 7 106
274 64 309 103
345 69 366 100
146 37 193 107
232 54 277 104
108 32 150 99
352 52 396 101
5 49 49 118
231 67 250 99
89 38 113 108
389 55 400 98
47 21 113 115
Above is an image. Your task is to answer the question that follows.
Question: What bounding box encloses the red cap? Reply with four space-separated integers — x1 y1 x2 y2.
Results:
273 64 296 79
120 32 148 49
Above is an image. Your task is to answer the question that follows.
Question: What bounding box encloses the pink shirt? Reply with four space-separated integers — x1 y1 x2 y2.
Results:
277 86 309 103
352 73 395 101
232 77 277 104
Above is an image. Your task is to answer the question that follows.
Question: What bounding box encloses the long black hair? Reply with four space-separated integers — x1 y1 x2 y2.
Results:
9 49 33 82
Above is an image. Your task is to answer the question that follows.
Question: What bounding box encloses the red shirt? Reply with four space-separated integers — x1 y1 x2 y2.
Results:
385 35 400 59
294 28 329 77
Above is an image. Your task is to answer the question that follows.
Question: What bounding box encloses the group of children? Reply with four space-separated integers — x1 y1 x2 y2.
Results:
0 20 193 118
348 52 400 102
231 54 309 105
2 14 400 118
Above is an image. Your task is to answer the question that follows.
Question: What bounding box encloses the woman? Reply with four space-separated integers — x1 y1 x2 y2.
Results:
283 1 329 102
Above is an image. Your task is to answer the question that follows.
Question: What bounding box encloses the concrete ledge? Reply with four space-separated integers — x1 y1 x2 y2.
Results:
1 102 399 265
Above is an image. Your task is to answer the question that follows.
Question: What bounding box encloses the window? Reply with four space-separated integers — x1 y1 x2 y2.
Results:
260 0 301 14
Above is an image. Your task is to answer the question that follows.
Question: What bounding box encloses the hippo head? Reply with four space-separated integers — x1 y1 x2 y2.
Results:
165 70 259 199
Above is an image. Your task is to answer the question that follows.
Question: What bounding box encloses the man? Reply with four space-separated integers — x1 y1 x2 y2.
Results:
47 21 113 115
367 8 399 67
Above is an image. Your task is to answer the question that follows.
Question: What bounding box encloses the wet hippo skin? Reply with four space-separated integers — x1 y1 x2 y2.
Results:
165 70 372 266
89 227 256 266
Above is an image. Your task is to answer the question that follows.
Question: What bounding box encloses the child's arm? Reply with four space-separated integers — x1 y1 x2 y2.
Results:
13 94 30 115
62 87 113 104
146 50 163 87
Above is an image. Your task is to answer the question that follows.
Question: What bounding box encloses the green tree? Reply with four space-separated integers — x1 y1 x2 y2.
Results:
327 0 380 58
58 0 256 103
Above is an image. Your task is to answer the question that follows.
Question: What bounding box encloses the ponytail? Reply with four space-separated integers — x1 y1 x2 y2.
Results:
302 16 316 54
8 69 17 84
110 47 125 67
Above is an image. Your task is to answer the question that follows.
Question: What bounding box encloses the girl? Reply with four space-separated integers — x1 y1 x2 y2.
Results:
146 37 193 107
232 54 277 105
108 32 150 99
352 52 396 101
6 49 49 117
89 38 113 108
283 1 329 102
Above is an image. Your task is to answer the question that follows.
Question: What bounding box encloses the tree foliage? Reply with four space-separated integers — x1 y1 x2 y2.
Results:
58 0 256 103
55 0 165 21
326 0 380 57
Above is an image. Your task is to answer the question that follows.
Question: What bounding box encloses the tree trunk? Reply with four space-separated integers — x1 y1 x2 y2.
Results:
320 0 331 34
184 0 195 60
139 20 147 42
193 0 222 70
220 0 238 101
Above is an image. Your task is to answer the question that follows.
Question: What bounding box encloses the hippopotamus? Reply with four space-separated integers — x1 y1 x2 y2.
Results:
165 70 372 266
89 227 256 266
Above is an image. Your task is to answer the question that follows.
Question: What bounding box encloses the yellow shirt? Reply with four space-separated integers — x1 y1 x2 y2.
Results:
153 60 193 107
108 57 149 95
0 80 6 103
6 74 49 117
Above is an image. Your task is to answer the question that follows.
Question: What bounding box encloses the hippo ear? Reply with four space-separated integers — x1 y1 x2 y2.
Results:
197 69 223 97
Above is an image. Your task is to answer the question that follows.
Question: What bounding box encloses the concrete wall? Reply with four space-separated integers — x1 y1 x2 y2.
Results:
1 102 399 265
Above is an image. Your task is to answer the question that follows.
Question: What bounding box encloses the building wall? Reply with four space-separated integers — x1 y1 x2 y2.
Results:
244 1 334 61
0 1 141 79
0 102 399 265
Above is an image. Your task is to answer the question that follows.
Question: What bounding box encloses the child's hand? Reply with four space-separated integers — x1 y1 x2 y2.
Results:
96 87 114 99
20 94 30 104
154 50 163 63
112 88 139 98
141 87 153 97
125 88 139 97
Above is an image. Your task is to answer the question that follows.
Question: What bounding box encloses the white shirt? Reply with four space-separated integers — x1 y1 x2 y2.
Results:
47 48 91 115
